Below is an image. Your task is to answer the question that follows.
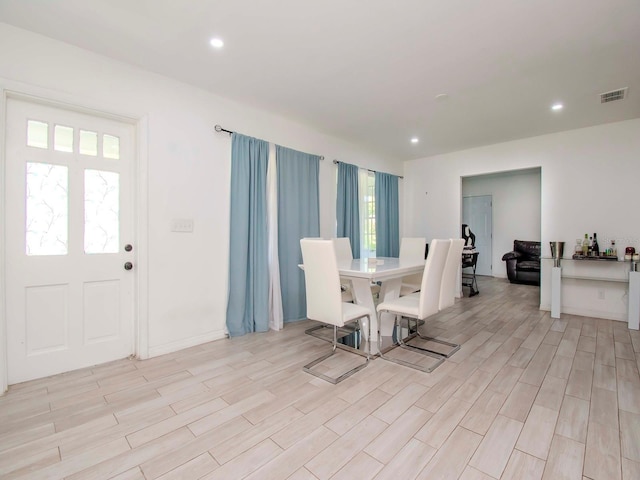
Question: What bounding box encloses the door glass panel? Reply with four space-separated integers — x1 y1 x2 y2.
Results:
84 169 119 254
103 134 120 159
27 120 48 149
79 130 98 156
54 125 74 152
26 163 69 255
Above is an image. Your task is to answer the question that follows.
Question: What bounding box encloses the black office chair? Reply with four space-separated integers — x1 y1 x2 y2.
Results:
461 224 479 296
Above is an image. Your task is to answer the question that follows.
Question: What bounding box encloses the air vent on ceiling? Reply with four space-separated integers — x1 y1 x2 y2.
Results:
600 87 627 103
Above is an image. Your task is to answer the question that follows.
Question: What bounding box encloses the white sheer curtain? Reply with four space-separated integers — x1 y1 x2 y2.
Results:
267 143 284 330
358 169 376 258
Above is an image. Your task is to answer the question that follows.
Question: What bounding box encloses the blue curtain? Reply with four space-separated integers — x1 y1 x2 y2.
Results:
336 162 360 258
277 145 320 322
226 133 270 336
375 172 400 257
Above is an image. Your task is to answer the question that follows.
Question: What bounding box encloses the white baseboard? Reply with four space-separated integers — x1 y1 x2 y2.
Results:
539 303 626 322
148 330 228 358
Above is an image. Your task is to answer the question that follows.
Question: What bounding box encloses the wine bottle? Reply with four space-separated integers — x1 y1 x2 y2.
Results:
582 234 589 255
592 233 599 256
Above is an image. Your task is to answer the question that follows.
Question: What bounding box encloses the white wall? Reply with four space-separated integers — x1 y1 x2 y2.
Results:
462 169 541 278
0 23 401 367
404 119 640 321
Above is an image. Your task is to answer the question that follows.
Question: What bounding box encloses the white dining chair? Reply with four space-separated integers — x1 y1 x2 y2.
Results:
376 239 451 372
332 237 355 302
439 238 466 310
301 238 372 383
399 237 427 296
402 238 465 359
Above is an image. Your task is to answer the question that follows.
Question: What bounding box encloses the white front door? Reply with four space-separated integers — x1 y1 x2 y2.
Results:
462 195 493 276
4 98 135 384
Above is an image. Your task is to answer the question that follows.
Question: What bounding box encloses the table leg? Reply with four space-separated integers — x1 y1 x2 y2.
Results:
629 271 640 330
350 277 403 338
349 278 377 341
551 266 561 319
378 278 402 337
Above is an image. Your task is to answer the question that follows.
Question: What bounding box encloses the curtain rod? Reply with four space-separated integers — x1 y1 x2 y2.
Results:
214 124 234 135
333 159 403 179
214 124 324 160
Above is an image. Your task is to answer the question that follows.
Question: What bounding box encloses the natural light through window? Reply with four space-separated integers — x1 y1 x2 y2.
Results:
79 130 98 156
360 170 376 257
54 125 74 153
103 134 120 160
27 120 48 149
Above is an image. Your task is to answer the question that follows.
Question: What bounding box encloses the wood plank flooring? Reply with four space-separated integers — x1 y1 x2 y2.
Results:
1 277 639 479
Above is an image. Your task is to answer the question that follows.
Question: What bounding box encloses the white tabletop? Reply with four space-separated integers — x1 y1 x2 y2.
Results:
337 257 424 282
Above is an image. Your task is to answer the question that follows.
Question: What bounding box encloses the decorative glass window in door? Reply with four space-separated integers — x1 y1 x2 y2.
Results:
54 125 74 152
26 162 69 256
79 130 98 156
103 134 120 160
27 120 48 149
84 169 120 254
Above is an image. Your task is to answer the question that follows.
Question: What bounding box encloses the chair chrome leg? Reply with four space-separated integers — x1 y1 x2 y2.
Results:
303 317 371 384
305 323 357 340
402 316 461 358
377 314 445 373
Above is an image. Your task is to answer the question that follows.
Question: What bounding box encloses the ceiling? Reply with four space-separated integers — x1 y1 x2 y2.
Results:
1 0 639 162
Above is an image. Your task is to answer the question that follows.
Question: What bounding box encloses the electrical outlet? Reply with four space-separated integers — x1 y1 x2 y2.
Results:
171 218 194 233
597 289 605 300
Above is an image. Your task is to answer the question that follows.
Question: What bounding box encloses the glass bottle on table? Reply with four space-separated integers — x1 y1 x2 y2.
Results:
582 234 589 256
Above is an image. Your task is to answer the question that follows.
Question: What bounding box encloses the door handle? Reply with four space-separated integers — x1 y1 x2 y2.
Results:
125 244 133 252
124 262 133 271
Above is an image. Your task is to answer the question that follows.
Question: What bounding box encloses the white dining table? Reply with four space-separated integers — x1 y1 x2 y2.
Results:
337 257 425 341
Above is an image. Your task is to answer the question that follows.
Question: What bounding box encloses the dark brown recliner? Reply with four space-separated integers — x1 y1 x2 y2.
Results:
502 240 540 286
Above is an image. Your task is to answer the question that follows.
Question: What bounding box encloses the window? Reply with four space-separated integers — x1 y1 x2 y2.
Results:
54 125 74 152
79 130 98 156
84 169 120 254
26 162 69 255
360 170 376 257
103 134 120 159
27 120 48 149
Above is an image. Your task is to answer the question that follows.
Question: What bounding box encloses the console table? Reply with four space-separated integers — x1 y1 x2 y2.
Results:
547 257 639 329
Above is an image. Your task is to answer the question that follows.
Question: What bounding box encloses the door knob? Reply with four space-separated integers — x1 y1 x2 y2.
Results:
124 244 133 252
124 262 133 271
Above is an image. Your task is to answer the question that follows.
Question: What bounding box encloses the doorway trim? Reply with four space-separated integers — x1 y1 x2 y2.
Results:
0 88 149 393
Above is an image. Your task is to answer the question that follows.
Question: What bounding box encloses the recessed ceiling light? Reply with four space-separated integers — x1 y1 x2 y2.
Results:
209 37 224 49
411 137 419 144
551 103 563 111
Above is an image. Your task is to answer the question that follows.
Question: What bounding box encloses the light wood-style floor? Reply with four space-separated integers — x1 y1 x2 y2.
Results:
1 277 640 480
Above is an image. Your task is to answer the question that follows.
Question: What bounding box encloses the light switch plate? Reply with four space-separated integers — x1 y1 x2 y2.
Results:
171 218 194 232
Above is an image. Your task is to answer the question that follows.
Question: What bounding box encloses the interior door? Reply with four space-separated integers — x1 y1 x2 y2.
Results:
4 97 135 384
462 195 493 276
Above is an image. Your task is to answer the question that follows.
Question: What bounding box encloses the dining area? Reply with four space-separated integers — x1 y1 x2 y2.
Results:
299 236 466 383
